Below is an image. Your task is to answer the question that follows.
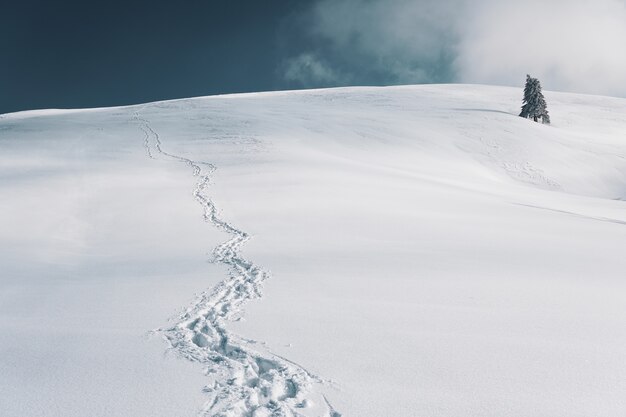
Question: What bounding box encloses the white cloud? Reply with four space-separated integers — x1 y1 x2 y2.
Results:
456 0 626 96
282 0 464 86
283 0 626 96
283 53 347 86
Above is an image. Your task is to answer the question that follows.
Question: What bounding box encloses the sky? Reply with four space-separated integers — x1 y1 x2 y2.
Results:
2 0 626 114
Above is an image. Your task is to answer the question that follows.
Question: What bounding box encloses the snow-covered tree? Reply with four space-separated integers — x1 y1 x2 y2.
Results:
519 75 550 124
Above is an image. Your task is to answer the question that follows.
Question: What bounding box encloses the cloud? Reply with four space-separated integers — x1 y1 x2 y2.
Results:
281 0 626 96
283 53 348 86
281 0 464 87
456 0 626 96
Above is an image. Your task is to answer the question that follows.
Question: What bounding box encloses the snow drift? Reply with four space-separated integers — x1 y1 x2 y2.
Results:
1 85 626 417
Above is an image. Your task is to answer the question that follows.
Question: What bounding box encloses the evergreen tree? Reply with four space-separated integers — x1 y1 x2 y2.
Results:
519 75 550 124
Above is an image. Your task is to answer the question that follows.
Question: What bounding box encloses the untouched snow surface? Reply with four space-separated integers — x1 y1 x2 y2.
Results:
1 85 626 417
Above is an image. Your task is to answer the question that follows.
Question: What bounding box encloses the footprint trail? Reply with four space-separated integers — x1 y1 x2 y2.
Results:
133 113 340 417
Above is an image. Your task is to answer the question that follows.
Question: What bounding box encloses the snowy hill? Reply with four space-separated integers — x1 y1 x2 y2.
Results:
1 85 626 417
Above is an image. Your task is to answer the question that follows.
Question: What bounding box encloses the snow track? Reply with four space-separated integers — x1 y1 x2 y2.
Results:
133 113 340 417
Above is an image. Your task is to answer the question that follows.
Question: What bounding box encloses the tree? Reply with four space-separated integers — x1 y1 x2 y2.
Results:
519 74 550 124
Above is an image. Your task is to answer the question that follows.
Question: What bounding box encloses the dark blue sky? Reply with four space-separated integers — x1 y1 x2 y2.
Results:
0 0 313 114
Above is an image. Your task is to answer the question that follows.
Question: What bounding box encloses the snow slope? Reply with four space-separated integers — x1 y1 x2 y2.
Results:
1 85 626 417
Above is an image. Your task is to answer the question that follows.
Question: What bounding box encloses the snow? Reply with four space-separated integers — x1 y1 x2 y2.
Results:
1 84 626 417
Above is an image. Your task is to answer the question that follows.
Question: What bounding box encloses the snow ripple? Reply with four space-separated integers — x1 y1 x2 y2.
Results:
133 113 340 417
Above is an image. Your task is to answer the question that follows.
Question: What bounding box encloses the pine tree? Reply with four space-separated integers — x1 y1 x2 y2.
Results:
519 74 550 124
